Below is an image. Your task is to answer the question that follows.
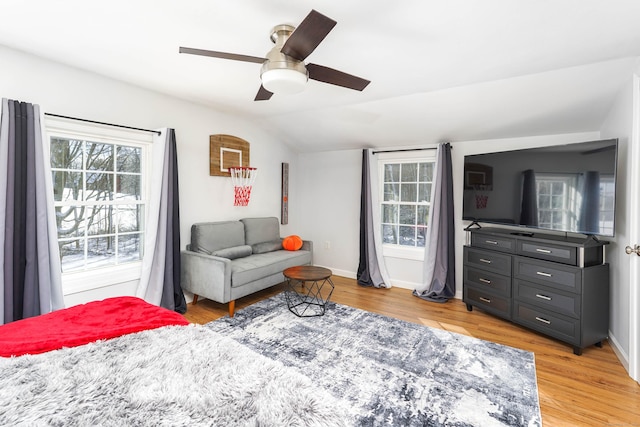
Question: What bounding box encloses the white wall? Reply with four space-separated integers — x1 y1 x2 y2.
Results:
600 76 634 368
0 45 298 305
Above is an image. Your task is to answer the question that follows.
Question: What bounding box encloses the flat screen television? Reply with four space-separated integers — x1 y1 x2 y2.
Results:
462 138 618 237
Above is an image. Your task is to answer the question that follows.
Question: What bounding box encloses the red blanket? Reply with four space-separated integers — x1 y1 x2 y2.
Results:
0 296 189 357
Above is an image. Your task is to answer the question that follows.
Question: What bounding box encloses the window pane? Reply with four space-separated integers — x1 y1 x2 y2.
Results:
417 226 427 247
56 206 86 238
399 205 416 225
86 172 114 201
86 236 116 268
118 205 144 233
538 194 550 209
52 171 83 202
417 205 429 226
419 163 433 182
418 183 431 202
384 164 400 182
401 163 417 182
59 239 84 272
119 234 142 262
384 183 399 202
116 175 141 200
551 195 563 209
382 204 398 224
51 138 83 169
399 226 416 246
86 205 116 235
117 146 141 173
400 183 417 202
86 142 114 171
382 224 397 244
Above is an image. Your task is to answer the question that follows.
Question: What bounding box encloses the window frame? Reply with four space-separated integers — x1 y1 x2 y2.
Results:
45 116 154 295
377 150 437 261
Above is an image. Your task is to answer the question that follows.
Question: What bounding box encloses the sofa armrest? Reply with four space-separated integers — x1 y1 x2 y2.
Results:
302 240 313 265
180 250 232 304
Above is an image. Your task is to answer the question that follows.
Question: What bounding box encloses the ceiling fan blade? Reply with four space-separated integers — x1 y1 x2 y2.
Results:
307 63 370 91
254 85 273 101
179 47 265 64
281 10 337 61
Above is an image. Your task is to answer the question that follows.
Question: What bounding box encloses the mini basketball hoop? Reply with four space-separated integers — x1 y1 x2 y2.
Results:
475 191 489 209
229 166 257 206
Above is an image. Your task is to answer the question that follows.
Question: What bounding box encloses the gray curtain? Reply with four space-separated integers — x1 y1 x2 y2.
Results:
357 149 391 288
414 143 455 302
519 169 538 226
577 171 600 234
136 128 186 313
0 98 64 324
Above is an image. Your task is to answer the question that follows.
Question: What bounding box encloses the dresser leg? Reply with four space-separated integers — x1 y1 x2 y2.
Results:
466 304 473 312
573 346 583 356
595 341 603 348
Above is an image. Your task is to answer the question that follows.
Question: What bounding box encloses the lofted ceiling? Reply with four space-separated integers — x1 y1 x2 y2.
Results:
1 1 640 152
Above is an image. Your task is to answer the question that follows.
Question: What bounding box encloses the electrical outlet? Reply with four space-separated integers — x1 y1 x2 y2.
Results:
324 241 331 250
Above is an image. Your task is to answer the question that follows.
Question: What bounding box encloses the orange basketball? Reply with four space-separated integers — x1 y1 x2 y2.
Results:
282 235 303 251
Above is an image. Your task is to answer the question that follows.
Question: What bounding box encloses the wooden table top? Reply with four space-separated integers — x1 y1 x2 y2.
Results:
283 266 332 281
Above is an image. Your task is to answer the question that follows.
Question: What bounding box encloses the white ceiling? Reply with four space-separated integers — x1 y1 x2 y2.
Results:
1 0 640 152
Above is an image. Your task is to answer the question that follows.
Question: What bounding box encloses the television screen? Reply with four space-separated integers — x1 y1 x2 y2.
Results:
462 139 618 237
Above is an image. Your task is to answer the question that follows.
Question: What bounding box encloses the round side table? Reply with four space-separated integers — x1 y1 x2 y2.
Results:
283 266 335 317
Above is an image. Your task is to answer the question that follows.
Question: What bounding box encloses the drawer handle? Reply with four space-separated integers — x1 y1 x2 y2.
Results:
535 316 551 325
479 258 492 264
485 240 499 245
536 248 552 254
479 297 491 303
535 294 552 301
479 278 492 284
536 271 552 277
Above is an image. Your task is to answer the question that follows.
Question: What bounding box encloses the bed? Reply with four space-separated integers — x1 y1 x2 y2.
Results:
0 297 347 426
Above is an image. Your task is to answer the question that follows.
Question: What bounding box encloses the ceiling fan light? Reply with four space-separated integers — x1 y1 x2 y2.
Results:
261 68 308 95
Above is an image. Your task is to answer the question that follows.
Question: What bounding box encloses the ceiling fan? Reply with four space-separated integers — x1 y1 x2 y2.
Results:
179 9 371 101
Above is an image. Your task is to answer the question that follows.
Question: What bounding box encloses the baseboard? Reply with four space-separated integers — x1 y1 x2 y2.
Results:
608 331 630 374
321 266 463 299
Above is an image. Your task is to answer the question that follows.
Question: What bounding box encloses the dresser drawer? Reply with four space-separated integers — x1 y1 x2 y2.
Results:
517 241 577 265
464 266 510 296
513 302 580 345
514 280 580 318
514 257 581 293
471 233 515 253
464 287 510 319
464 247 512 275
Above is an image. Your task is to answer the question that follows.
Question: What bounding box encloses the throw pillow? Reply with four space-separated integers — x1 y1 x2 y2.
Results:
251 239 284 254
211 245 252 260
282 235 303 251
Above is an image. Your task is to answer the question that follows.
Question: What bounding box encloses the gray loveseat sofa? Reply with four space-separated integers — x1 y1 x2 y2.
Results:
181 217 312 316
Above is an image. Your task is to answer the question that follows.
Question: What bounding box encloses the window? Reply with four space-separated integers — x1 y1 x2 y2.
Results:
46 118 153 282
536 174 577 231
380 157 435 250
599 175 615 236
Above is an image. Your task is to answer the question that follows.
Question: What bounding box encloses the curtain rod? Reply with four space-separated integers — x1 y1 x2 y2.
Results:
44 113 162 135
372 145 451 155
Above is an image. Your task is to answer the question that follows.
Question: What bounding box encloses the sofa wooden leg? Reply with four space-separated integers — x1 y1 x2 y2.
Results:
192 294 199 305
228 300 236 317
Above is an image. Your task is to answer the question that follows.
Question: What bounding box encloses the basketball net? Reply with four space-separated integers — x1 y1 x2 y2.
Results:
229 167 257 206
474 187 489 209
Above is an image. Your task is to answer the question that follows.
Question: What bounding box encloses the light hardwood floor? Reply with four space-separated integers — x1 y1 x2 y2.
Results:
184 276 640 426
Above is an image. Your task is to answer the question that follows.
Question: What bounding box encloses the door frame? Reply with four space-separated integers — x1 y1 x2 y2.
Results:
628 72 640 382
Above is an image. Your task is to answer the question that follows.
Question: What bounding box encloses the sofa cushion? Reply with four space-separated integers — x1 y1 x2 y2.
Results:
230 250 312 287
191 221 245 253
212 245 252 260
240 217 280 245
251 239 283 254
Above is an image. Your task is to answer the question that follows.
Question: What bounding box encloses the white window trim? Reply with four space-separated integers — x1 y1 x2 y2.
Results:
45 116 154 295
377 149 437 260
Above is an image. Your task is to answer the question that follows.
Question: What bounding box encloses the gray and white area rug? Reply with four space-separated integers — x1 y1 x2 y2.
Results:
207 294 542 427
0 325 351 426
